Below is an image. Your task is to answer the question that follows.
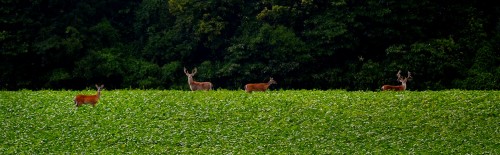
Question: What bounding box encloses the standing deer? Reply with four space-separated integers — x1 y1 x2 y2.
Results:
245 77 277 93
184 67 213 91
74 84 104 107
381 70 412 91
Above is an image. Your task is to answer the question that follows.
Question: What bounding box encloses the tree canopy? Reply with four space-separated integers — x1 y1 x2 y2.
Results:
1 0 499 90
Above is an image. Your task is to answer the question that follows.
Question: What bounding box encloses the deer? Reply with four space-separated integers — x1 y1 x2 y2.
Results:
184 67 213 91
245 77 277 93
74 84 104 107
381 70 412 91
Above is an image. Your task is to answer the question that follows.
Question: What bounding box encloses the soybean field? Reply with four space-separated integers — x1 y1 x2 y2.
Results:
1 90 499 154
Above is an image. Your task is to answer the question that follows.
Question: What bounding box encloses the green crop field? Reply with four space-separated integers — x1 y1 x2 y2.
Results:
1 90 499 154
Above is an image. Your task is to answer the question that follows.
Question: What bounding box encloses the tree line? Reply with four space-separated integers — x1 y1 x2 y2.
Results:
1 0 499 90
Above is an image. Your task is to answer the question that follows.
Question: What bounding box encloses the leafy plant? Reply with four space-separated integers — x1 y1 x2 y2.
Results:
1 90 498 154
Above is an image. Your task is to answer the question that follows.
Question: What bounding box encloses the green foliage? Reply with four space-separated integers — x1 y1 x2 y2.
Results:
196 14 226 42
351 60 384 90
89 19 120 48
224 23 310 88
1 0 500 90
74 48 124 80
1 90 499 153
455 43 500 90
385 38 463 90
122 59 163 89
62 26 84 53
160 61 183 89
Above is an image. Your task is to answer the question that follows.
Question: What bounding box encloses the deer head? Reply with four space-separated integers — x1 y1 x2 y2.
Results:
184 67 197 78
396 70 412 84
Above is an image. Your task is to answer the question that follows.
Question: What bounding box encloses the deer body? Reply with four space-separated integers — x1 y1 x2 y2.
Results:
188 80 213 91
245 78 277 93
381 84 407 91
74 84 104 107
381 71 412 91
184 67 213 91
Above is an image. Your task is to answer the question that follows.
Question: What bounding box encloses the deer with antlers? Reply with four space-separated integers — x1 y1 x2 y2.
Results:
381 70 412 91
184 67 213 91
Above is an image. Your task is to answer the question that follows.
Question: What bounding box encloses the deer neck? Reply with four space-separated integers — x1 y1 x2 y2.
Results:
97 90 101 98
400 82 407 90
264 82 274 89
187 77 192 84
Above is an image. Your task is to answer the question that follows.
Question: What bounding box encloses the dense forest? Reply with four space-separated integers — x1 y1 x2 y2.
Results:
1 0 499 90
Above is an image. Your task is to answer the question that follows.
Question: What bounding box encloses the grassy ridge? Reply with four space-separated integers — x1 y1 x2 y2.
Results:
1 90 499 154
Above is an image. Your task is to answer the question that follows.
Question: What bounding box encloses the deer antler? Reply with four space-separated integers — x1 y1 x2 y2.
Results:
192 68 197 75
184 67 188 74
397 70 413 83
396 70 403 81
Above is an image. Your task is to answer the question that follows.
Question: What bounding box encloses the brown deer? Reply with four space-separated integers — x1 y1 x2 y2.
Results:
74 84 104 107
381 71 412 91
245 77 277 93
184 67 213 91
